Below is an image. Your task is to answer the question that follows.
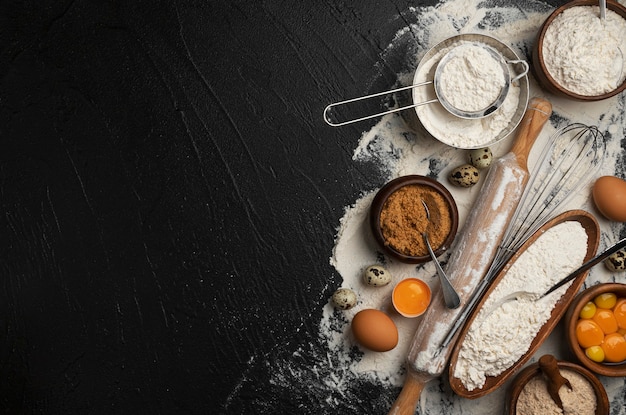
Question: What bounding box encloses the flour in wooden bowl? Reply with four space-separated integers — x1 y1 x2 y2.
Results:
542 5 626 96
453 221 588 391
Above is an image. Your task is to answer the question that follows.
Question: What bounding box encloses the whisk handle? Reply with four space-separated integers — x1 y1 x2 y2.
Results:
509 97 552 170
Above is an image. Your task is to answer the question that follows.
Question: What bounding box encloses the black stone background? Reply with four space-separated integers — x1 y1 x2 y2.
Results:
0 0 568 414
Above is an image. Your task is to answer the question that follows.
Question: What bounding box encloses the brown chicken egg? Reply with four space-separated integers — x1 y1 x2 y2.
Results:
592 176 626 222
351 309 398 352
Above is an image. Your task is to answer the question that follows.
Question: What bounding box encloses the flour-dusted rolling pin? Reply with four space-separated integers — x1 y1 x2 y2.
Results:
387 97 552 415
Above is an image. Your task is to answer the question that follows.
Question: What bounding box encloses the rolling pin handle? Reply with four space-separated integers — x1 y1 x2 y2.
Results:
387 371 427 415
509 97 552 170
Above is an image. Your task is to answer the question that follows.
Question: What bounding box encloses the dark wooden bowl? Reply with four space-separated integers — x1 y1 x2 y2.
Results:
369 175 458 264
532 0 626 101
506 356 609 414
448 210 600 398
565 282 626 376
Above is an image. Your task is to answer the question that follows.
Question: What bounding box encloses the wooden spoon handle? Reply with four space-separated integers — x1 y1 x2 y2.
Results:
387 371 427 415
509 97 552 170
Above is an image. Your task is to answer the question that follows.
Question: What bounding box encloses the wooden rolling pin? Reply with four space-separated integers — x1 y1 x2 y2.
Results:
388 97 552 415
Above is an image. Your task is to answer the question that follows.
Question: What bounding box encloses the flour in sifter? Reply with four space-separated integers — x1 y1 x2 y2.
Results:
438 43 506 112
413 40 522 149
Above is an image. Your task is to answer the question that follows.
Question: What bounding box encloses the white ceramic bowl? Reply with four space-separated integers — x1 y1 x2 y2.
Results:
412 33 529 149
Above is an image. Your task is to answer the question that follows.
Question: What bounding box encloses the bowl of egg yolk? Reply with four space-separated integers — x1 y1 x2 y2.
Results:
565 283 626 376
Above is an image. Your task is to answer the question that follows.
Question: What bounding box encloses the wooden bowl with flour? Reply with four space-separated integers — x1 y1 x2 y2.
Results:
532 0 626 101
447 209 600 398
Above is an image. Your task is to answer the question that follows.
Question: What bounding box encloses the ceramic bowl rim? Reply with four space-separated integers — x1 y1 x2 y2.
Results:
412 32 530 149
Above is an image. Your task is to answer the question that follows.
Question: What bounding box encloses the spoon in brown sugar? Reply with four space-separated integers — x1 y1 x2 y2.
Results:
539 354 572 409
421 199 460 309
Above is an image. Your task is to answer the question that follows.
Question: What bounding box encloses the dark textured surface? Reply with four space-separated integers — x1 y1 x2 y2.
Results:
0 0 580 414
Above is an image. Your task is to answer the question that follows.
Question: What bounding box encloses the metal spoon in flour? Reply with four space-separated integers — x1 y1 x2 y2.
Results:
600 0 607 19
599 0 625 81
479 236 626 320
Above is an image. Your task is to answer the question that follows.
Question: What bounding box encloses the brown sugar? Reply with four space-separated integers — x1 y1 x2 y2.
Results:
379 184 452 257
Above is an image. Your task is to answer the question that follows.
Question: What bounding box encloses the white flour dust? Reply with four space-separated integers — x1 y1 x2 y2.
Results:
317 0 626 413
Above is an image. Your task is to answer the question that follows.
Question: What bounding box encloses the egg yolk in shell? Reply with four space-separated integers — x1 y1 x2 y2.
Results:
392 278 431 317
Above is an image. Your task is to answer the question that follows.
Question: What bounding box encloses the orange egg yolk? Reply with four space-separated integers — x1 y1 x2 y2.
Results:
602 333 626 363
594 292 617 309
576 319 604 348
592 309 618 334
613 299 626 329
576 293 626 363
392 278 431 317
585 345 605 363
579 301 597 319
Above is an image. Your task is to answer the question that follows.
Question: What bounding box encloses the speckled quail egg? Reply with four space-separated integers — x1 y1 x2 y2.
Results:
449 164 480 187
468 147 493 169
363 265 392 287
332 288 357 310
605 249 626 272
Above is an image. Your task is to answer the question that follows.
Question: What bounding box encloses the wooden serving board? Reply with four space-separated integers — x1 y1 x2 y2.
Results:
447 209 600 398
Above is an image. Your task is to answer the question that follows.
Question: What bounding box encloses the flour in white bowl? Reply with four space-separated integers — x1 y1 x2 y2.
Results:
453 221 588 391
414 40 522 149
542 5 626 96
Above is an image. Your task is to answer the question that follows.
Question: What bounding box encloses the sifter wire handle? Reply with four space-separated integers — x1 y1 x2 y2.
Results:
323 81 436 127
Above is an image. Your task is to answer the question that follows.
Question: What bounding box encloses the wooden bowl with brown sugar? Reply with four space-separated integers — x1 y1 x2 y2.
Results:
448 209 600 398
369 175 459 264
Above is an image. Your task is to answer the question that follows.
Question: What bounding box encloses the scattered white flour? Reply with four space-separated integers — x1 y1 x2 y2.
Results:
453 221 588 391
542 5 626 96
438 43 506 112
414 39 523 149
229 0 626 415
320 0 626 406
